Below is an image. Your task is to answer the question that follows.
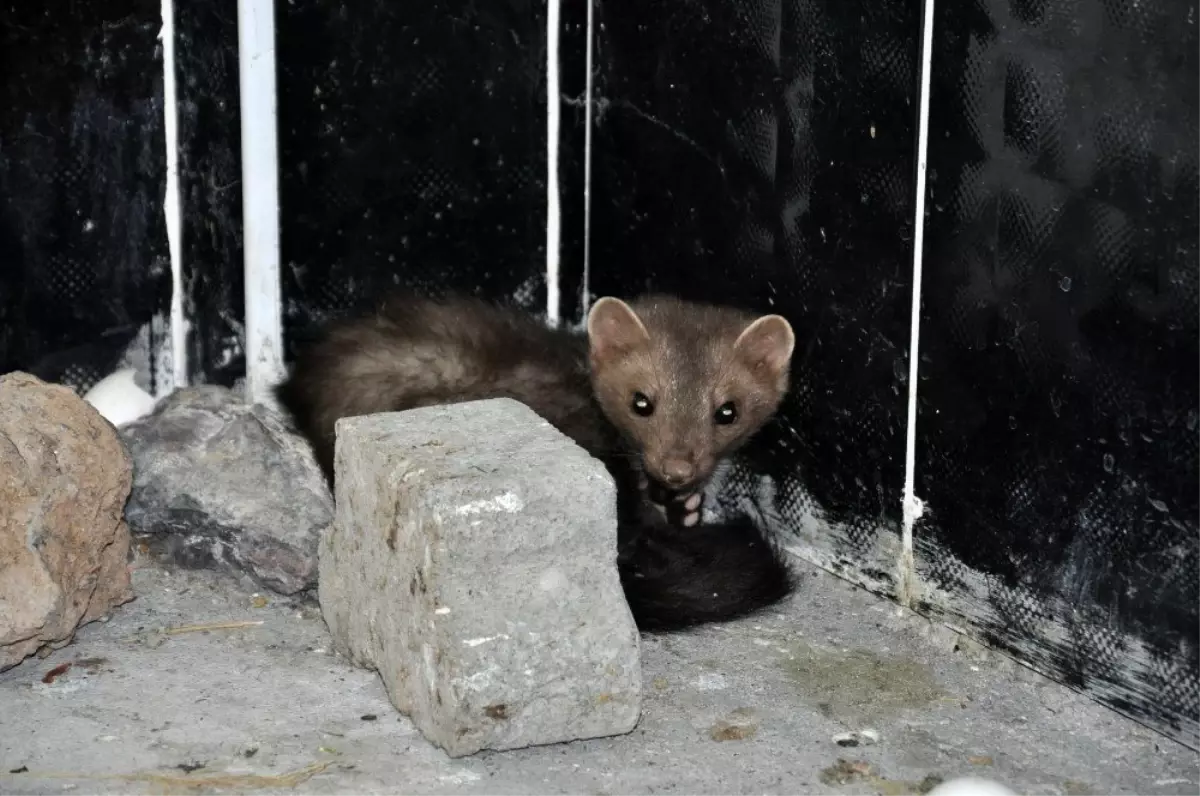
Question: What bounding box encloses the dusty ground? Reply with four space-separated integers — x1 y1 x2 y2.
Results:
1 553 1196 795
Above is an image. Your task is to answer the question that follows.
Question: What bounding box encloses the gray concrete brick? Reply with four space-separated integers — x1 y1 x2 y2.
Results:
318 398 642 757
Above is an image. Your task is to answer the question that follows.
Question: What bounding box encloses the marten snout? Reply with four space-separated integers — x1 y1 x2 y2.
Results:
660 457 695 487
647 448 713 492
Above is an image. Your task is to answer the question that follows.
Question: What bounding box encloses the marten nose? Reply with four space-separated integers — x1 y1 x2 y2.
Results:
661 458 695 487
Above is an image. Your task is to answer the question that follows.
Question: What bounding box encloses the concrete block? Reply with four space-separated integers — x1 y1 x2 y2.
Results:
318 397 642 757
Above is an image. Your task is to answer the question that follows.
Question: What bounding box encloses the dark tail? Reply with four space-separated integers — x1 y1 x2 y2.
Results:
617 516 797 632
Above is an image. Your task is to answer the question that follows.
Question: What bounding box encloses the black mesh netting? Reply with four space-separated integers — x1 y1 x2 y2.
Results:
275 0 556 354
0 2 170 393
589 0 1197 748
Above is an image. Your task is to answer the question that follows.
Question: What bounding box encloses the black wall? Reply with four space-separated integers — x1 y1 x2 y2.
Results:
0 1 170 392
915 0 1199 744
2 0 1196 750
275 0 579 355
176 0 576 384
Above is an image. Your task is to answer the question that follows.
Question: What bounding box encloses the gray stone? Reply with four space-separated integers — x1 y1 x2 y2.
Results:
320 397 642 758
121 386 333 595
0 372 135 670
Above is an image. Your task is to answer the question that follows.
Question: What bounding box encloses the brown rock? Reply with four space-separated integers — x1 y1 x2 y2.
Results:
0 372 135 670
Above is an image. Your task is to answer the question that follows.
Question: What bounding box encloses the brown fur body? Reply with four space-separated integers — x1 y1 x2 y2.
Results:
277 294 618 484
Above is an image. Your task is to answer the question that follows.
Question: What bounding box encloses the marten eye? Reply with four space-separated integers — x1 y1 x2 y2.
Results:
714 401 738 425
631 392 655 417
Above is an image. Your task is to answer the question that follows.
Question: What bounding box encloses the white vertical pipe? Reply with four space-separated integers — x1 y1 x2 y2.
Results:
160 0 187 395
237 0 285 404
899 0 937 608
580 0 595 317
545 0 562 327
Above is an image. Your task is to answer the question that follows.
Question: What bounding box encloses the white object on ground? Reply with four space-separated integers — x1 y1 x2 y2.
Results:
927 776 1017 796
83 369 158 427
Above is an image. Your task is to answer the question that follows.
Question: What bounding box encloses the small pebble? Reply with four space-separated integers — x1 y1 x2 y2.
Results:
361 714 378 721
833 729 880 747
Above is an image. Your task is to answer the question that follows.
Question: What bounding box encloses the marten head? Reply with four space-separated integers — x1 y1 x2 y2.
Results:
586 294 795 494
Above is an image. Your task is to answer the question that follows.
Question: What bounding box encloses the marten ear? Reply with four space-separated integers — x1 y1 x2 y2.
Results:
733 314 795 377
587 297 650 365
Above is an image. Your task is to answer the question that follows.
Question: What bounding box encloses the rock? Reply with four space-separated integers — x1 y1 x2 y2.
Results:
321 398 642 757
121 386 332 595
0 372 135 670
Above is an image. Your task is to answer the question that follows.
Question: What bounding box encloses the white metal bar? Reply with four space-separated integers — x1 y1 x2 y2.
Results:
580 0 595 317
160 0 187 395
580 0 595 316
545 0 562 327
237 0 285 405
899 0 937 608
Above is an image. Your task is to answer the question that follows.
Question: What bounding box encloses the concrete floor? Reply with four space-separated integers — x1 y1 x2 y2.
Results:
1 552 1196 795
